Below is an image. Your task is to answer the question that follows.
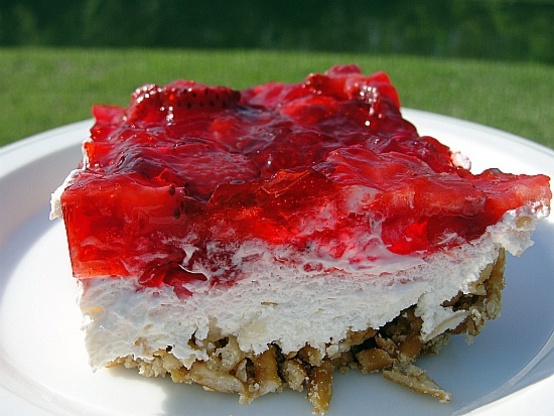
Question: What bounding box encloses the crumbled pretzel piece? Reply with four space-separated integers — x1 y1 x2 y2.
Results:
307 360 333 415
189 361 246 394
356 348 394 373
383 363 451 403
282 358 308 391
250 345 282 397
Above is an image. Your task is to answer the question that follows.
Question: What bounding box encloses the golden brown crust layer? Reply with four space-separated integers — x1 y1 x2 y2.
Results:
109 250 506 414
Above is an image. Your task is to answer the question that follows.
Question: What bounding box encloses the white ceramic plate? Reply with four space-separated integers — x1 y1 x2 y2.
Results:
1 110 553 416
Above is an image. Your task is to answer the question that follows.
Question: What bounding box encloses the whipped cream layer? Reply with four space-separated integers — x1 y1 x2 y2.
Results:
78 205 547 370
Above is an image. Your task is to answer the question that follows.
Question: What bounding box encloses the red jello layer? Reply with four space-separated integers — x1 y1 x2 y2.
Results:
60 65 551 292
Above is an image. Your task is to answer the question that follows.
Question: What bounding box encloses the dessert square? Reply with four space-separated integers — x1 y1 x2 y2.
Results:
51 65 551 413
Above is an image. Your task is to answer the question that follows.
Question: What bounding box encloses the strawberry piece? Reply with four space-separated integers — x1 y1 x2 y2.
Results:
470 169 552 223
92 104 125 125
127 84 167 123
164 80 240 110
126 81 240 124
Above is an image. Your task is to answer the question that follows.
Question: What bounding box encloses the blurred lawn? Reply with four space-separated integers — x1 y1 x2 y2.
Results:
1 47 553 149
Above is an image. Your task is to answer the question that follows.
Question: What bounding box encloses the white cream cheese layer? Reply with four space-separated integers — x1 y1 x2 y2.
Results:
78 206 547 370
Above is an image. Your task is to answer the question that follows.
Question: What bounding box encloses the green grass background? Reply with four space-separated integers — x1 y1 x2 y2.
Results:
1 48 553 149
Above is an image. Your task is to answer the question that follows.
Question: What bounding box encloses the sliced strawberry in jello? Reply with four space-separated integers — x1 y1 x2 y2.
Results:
59 65 551 296
126 81 240 124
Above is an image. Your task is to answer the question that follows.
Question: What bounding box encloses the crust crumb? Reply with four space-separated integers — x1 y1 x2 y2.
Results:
383 363 451 403
307 360 333 414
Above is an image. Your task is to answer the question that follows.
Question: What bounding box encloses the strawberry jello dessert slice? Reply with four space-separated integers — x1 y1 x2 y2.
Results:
51 65 551 414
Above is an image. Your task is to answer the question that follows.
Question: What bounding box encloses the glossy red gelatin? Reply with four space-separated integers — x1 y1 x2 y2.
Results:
60 65 551 294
